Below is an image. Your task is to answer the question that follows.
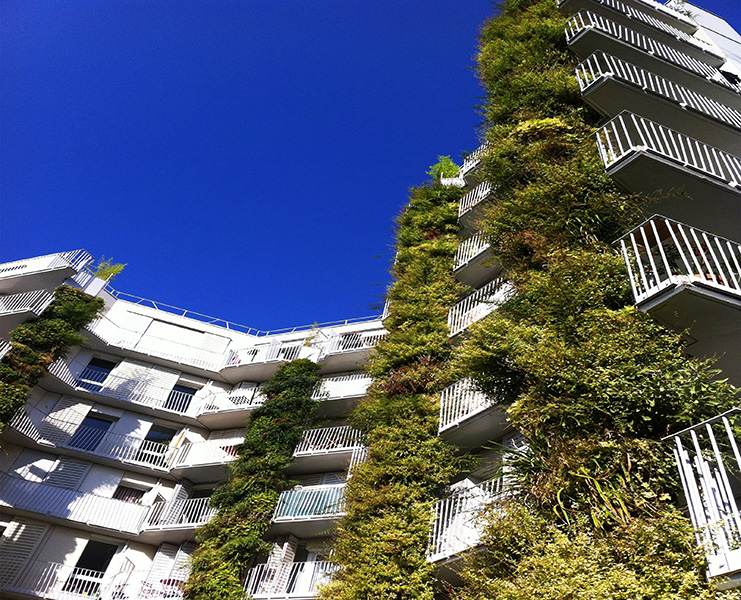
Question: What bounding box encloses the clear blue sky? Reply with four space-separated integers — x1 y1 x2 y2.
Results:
1 0 739 331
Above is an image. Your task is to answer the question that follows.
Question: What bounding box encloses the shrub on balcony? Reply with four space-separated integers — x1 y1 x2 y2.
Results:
185 359 321 600
0 286 103 428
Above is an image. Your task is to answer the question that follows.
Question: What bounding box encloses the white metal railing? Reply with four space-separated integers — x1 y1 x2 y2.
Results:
293 426 364 456
273 484 346 522
145 497 217 529
173 437 242 469
439 379 496 433
0 471 150 533
595 111 741 187
1 560 107 599
576 51 741 131
0 289 54 317
454 232 491 271
460 144 490 177
428 478 506 561
52 362 201 416
316 328 388 356
666 409 741 578
0 338 10 360
243 561 338 598
10 405 175 469
562 0 720 58
617 215 741 305
458 181 493 218
86 314 225 372
225 339 306 369
0 249 92 280
610 0 697 30
196 385 267 414
448 278 515 337
312 374 373 401
564 11 741 94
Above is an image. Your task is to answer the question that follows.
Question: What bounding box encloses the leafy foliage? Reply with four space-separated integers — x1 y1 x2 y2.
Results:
321 184 470 600
0 286 103 427
92 256 127 281
185 359 322 600
426 155 460 180
450 0 740 597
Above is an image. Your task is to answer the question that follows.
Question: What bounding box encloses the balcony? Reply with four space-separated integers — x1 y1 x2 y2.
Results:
458 182 493 233
0 338 10 360
576 51 741 153
289 426 365 474
596 112 741 240
314 327 388 372
144 497 217 537
441 144 490 187
563 0 697 33
0 289 55 337
271 484 346 537
438 380 510 449
223 339 307 381
559 0 723 65
454 232 500 289
0 249 92 295
0 471 149 534
243 561 338 599
428 478 506 564
46 360 203 422
447 278 514 338
8 405 174 472
312 374 372 417
171 434 244 481
616 216 741 384
564 11 741 110
665 409 741 586
194 385 266 428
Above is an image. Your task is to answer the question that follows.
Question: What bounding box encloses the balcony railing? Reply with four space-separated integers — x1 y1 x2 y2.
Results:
10 405 175 469
439 379 496 433
225 339 305 369
666 409 741 579
454 232 491 271
145 497 217 529
0 249 92 281
173 437 242 469
1 560 107 599
0 338 10 360
616 216 741 305
273 484 346 522
595 112 741 188
312 374 373 400
293 426 364 457
243 561 338 598
576 51 741 131
458 181 493 219
316 328 388 356
0 289 54 317
460 144 490 177
447 278 514 337
428 478 506 562
564 11 741 94
0 471 150 533
562 0 720 59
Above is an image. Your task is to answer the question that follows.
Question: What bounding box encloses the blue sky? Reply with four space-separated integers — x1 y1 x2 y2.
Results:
1 0 739 331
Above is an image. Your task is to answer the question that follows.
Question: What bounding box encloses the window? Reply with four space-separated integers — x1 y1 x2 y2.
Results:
64 540 118 595
164 384 197 412
134 424 178 467
68 414 116 451
112 485 145 504
77 358 117 392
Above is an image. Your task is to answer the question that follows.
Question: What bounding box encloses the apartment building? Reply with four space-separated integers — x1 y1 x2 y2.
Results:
0 0 739 597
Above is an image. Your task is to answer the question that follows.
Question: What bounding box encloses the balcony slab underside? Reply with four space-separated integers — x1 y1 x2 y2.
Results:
639 284 741 387
567 28 741 111
582 76 741 155
454 252 501 290
285 450 357 476
195 405 261 429
439 405 511 451
170 461 232 483
0 267 75 296
267 517 342 539
605 152 741 241
560 0 722 66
